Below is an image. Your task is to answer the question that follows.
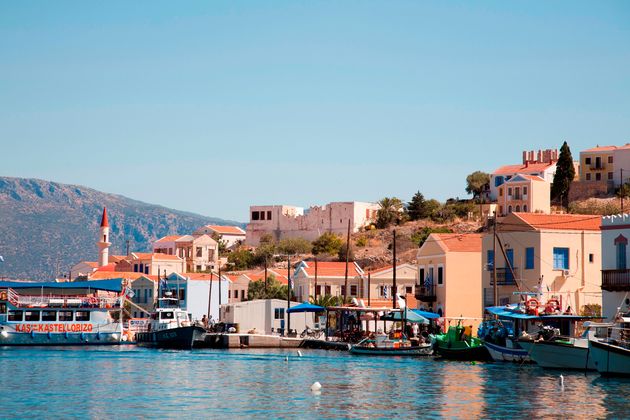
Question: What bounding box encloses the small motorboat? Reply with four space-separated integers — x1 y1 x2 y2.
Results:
434 322 491 361
350 333 433 356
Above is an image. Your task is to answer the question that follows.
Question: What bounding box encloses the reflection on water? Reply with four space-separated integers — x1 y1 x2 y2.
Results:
0 346 628 418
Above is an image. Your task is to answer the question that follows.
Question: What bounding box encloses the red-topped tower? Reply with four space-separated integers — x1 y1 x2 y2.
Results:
98 207 111 267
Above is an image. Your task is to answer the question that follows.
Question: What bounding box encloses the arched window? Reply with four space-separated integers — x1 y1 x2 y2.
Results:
523 205 528 212
515 205 521 212
615 235 628 270
508 205 512 213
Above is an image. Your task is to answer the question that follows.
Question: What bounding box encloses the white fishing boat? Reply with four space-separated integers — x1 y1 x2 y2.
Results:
0 279 125 345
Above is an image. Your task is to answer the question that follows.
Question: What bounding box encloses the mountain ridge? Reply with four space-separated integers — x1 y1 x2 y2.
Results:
0 176 242 280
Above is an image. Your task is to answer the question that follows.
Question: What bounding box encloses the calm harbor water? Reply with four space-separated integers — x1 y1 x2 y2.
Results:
0 346 628 419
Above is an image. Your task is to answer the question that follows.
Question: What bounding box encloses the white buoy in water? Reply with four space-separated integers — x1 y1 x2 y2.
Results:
297 350 303 357
311 382 322 392
559 374 564 390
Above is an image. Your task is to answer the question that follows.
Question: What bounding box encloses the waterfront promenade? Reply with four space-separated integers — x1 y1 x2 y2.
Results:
1 346 628 418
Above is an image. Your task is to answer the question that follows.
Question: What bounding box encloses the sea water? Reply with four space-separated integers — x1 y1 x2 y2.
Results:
0 346 628 419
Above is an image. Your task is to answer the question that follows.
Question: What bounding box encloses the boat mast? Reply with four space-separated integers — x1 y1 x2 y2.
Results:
393 229 397 309
493 215 497 307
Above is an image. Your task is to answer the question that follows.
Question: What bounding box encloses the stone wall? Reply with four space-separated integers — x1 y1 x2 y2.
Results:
568 180 612 202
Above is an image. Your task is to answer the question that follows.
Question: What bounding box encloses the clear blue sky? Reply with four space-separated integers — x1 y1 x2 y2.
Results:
1 1 629 221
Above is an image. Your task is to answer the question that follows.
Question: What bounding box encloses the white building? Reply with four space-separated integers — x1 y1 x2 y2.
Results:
193 225 246 248
600 214 630 320
246 201 379 245
220 299 316 335
163 272 231 321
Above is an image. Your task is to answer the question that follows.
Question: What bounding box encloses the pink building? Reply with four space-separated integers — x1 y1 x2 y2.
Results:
489 149 559 201
496 174 550 216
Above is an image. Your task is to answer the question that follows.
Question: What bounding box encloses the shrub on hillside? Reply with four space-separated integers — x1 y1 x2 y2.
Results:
568 199 620 216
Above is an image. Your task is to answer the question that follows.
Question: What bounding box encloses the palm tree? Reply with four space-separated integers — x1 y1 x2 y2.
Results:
376 197 404 228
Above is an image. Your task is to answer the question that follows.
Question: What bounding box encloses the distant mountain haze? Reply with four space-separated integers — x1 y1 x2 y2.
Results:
0 177 242 280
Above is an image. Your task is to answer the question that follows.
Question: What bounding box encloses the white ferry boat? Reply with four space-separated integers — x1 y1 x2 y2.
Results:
0 279 125 345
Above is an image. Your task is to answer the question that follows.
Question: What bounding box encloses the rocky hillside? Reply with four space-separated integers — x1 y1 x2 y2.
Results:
0 177 241 280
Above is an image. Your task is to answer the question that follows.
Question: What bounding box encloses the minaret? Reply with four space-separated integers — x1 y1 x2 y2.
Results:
98 207 111 267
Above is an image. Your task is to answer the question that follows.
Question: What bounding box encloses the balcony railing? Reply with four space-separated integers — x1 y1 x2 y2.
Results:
489 267 518 286
589 164 606 170
415 284 437 302
602 269 630 291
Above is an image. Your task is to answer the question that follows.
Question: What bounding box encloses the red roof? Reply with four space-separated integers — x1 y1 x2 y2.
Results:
94 262 116 272
511 213 601 231
203 225 246 235
582 145 618 153
155 235 183 243
493 162 554 176
433 233 483 252
100 207 109 228
89 271 153 280
299 261 362 277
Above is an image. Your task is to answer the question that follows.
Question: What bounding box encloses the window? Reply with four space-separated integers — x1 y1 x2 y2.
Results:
179 289 185 301
58 311 73 321
508 187 513 196
144 265 149 275
267 211 272 220
523 205 528 212
495 176 504 187
8 310 23 321
241 290 245 300
340 286 346 296
139 263 144 274
514 187 520 199
608 172 613 180
252 211 260 221
553 247 570 270
196 265 202 271
350 285 358 296
133 264 139 273
274 308 285 320
609 156 614 164
589 253 594 263
24 311 40 321
499 188 503 197
617 243 627 270
525 247 534 270
419 268 425 283
596 173 601 181
42 311 56 321
515 205 520 212
260 211 266 221
428 267 434 283
437 266 444 285
585 157 591 165
196 247 202 257
523 186 528 195
586 173 591 181
487 250 494 269
508 205 512 213
406 286 413 294
160 311 175 320
75 311 90 321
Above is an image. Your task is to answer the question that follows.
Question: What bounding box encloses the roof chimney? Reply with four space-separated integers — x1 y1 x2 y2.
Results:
523 151 527 165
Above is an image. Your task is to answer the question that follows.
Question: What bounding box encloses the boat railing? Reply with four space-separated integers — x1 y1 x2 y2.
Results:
8 292 120 309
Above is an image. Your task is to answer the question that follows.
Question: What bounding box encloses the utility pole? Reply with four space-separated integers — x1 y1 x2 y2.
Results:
622 168 625 213
264 257 268 293
314 257 318 300
343 219 351 303
287 255 291 335
367 271 371 307
493 214 498 307
218 263 222 322
392 229 397 309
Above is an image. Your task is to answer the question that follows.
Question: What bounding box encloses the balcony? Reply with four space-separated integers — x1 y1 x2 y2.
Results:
601 269 630 291
489 267 518 286
589 164 606 171
415 285 437 302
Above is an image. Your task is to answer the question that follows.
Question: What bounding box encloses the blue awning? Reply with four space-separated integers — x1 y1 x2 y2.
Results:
0 279 123 293
411 309 441 320
287 302 325 313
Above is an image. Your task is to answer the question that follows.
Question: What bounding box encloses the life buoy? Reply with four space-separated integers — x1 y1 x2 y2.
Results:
0 291 7 301
526 298 539 309
544 299 560 314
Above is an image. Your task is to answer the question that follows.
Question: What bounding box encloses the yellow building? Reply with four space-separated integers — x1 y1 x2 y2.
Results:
482 213 601 313
579 145 615 182
416 233 483 321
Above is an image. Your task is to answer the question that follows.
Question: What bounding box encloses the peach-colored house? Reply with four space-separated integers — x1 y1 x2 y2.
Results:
482 213 601 313
226 269 289 303
496 174 550 216
416 233 483 322
489 149 559 201
292 261 364 302
153 234 218 273
115 252 185 276
365 264 418 302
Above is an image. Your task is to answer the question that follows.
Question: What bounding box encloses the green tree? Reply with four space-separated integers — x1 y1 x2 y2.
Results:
210 232 228 254
551 141 576 208
407 191 426 221
277 237 312 255
465 171 491 202
226 248 255 270
337 243 355 262
253 240 276 266
410 227 454 247
247 275 292 300
309 294 347 308
376 197 405 228
312 232 344 255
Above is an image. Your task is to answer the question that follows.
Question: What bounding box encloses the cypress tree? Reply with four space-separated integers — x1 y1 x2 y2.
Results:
551 141 576 208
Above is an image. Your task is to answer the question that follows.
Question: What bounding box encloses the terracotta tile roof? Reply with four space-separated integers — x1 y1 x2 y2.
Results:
582 145 618 153
246 270 288 284
299 261 363 278
80 261 99 268
94 263 117 272
89 271 149 280
202 225 246 235
493 162 554 176
155 235 183 243
512 213 601 231
433 233 483 252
